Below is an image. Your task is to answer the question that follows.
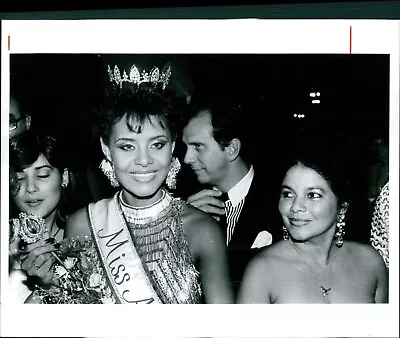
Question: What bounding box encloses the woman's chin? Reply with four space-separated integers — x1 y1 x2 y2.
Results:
288 231 309 243
290 236 307 243
123 186 163 201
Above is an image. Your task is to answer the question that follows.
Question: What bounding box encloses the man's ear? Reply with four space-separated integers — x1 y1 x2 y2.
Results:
100 137 112 162
62 168 70 188
225 138 241 161
25 115 32 130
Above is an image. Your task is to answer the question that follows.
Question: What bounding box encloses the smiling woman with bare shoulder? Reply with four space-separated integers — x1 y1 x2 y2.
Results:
238 137 388 304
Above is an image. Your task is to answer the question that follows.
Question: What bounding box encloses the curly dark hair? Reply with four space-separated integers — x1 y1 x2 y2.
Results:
9 131 78 226
95 82 184 145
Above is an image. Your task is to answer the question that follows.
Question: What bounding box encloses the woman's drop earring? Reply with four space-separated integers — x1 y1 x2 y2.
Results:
335 203 348 248
283 225 290 240
166 157 181 190
100 159 119 187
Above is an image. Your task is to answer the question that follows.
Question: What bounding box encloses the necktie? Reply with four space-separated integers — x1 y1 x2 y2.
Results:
219 192 229 203
217 192 229 242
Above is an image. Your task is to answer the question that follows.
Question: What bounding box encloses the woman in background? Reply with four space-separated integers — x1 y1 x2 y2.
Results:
9 131 75 302
238 136 388 304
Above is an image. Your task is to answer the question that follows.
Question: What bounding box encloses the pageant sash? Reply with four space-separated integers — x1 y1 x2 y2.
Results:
88 195 161 304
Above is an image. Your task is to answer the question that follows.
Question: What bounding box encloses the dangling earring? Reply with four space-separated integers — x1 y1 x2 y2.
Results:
166 157 181 190
99 158 119 187
335 203 348 248
283 225 290 240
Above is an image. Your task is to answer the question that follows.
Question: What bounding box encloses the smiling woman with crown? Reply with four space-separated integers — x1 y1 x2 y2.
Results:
36 62 234 304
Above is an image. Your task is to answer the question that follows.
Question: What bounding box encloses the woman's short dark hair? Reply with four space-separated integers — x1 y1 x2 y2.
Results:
9 131 77 225
10 131 66 173
279 133 353 206
95 83 183 145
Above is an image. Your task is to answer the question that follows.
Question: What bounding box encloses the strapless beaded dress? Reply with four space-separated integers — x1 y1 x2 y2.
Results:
118 189 202 303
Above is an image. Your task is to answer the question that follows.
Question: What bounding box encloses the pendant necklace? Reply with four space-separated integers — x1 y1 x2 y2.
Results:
293 243 340 298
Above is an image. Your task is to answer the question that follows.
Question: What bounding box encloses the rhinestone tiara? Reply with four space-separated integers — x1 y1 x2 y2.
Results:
107 64 171 90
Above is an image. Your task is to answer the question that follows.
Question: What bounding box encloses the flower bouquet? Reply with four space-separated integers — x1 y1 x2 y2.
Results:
31 236 115 304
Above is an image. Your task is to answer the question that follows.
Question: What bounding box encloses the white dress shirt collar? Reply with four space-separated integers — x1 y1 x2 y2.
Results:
226 165 254 207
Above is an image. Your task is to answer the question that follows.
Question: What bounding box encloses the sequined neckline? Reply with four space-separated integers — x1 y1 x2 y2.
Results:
118 189 173 225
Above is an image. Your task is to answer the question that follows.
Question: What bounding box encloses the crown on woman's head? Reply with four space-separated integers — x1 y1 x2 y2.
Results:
107 64 171 90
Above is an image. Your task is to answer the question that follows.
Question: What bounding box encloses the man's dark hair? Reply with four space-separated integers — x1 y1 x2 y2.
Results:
183 93 253 164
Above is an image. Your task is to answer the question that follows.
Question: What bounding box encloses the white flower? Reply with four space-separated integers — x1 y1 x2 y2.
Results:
89 272 102 288
101 296 115 304
54 265 68 278
64 257 77 269
103 287 112 297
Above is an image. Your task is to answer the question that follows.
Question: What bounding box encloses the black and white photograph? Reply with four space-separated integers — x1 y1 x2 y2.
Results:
1 19 398 338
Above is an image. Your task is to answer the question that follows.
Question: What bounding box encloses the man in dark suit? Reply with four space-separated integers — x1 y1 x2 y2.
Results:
179 95 281 298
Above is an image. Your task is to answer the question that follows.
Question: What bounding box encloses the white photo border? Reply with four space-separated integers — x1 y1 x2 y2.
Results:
1 19 399 338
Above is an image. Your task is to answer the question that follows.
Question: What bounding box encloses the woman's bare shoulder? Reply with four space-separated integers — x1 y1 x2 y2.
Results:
247 241 290 273
65 206 91 238
344 241 387 269
180 203 220 235
179 203 225 255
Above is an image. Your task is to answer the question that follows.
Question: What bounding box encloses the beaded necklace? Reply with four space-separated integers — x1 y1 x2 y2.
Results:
118 189 173 225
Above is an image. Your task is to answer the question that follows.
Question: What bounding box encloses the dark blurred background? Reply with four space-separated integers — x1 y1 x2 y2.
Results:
9 53 390 242
10 53 389 162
